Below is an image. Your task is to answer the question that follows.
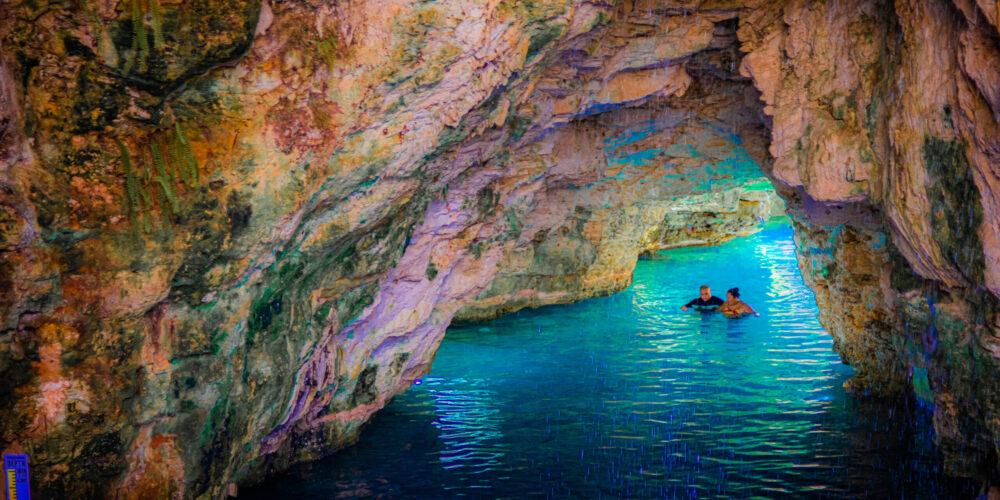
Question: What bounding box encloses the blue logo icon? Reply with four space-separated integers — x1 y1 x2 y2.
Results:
4 454 29 500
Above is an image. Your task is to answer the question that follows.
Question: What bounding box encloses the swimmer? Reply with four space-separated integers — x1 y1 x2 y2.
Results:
681 285 724 312
718 287 759 317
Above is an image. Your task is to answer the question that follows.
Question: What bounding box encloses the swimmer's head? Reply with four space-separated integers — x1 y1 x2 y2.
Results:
700 285 711 300
727 287 740 300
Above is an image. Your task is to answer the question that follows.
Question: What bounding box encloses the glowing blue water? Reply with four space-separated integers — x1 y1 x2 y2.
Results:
247 221 975 499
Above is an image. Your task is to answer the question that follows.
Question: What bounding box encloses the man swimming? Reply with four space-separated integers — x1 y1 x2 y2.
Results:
681 285 724 311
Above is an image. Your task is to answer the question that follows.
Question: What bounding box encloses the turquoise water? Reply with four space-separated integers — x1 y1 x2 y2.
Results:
247 222 976 499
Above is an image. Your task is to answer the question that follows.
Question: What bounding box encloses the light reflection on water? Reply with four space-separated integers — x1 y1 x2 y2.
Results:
246 221 978 499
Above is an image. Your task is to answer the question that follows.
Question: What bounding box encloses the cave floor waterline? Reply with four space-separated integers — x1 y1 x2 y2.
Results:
246 219 978 499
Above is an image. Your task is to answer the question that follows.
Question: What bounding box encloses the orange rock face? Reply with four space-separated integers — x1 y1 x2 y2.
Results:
0 0 998 496
740 0 1000 479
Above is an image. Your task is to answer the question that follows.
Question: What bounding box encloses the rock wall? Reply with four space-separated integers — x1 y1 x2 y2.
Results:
738 0 1000 479
0 0 998 496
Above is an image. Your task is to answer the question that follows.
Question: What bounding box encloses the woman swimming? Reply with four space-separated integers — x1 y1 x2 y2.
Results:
718 287 759 317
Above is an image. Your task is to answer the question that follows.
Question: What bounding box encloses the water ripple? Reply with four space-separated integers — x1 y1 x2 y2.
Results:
246 222 978 499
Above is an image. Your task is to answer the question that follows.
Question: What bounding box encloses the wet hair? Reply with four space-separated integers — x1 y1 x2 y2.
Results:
700 285 710 290
727 287 740 298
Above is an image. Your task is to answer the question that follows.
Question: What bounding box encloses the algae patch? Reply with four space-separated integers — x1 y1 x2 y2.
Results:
922 136 984 284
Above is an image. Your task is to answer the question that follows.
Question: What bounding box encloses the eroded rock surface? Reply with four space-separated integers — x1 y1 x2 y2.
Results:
0 0 998 496
739 0 1000 479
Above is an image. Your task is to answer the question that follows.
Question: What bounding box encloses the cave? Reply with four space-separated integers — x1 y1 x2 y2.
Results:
1 0 999 498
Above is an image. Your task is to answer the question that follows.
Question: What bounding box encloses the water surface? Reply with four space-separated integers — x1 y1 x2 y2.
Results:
247 221 977 499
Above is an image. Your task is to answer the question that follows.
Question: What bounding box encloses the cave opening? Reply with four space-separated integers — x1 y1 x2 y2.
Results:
244 16 982 498
245 220 979 498
451 17 782 324
5 0 1000 496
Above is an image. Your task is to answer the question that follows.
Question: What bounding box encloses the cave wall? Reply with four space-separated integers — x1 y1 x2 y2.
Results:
738 0 1000 478
0 0 999 496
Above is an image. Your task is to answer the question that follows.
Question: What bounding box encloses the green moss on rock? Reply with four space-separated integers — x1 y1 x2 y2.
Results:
922 136 985 284
112 0 261 95
526 23 565 60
